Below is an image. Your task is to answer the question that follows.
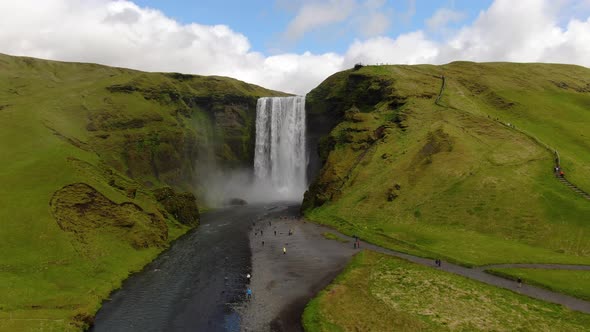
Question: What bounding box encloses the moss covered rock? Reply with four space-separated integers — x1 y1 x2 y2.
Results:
154 187 200 227
50 183 168 248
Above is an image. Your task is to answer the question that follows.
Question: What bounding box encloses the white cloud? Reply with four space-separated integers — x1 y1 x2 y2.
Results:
283 0 356 41
358 12 391 37
544 17 590 65
426 8 466 30
435 0 588 64
281 0 395 41
346 0 590 68
344 32 439 66
356 0 392 37
262 52 344 95
397 0 416 24
0 0 589 96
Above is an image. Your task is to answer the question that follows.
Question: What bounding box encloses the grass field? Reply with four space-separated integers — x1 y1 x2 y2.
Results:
0 53 284 330
303 251 590 331
487 268 590 301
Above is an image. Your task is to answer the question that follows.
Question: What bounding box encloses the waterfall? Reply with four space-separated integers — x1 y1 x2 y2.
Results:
254 96 307 201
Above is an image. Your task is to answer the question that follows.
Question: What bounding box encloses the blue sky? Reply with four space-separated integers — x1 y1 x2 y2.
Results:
132 0 493 54
1 0 589 94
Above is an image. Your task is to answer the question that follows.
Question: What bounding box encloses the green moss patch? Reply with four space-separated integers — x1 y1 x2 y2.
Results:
50 183 168 248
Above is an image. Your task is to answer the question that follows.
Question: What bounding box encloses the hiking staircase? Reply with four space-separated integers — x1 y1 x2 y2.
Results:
435 75 446 106
435 75 590 201
557 176 590 200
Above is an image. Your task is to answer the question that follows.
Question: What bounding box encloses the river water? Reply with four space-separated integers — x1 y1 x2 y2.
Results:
91 205 272 332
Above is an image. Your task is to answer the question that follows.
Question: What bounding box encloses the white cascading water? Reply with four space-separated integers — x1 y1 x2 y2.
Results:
254 96 307 201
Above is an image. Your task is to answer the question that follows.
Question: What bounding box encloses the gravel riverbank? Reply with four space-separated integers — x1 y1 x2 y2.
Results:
236 205 356 332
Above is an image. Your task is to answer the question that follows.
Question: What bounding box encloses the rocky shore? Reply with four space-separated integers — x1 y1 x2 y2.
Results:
237 205 357 332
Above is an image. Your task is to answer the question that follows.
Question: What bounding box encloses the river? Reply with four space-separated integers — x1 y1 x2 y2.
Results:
91 204 272 332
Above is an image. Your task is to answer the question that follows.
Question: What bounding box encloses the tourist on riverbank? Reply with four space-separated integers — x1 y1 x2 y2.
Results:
246 288 252 300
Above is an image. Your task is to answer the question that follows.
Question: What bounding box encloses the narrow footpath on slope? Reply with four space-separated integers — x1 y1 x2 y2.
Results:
435 75 590 201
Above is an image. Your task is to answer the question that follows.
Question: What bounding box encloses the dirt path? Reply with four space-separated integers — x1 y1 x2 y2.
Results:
309 227 590 315
477 263 590 271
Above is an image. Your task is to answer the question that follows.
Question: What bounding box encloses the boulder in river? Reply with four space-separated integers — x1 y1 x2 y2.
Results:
227 198 248 206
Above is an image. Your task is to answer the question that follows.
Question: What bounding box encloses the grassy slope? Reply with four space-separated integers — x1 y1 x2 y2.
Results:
304 63 590 267
303 251 590 331
0 54 283 330
487 268 590 301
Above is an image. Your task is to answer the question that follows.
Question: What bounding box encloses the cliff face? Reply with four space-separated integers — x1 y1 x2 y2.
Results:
0 53 286 329
88 72 287 191
303 63 590 267
303 67 407 211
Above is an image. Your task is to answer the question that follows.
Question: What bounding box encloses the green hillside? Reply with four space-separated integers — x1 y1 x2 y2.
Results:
0 53 285 330
303 62 590 267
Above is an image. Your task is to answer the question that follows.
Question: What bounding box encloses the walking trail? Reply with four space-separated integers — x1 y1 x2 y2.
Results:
359 240 590 314
436 75 590 201
237 204 590 332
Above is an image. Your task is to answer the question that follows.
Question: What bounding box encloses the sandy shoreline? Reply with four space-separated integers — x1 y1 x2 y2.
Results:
236 205 358 332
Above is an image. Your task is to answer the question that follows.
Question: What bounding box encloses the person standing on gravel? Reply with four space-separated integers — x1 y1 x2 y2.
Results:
246 288 252 300
283 246 287 254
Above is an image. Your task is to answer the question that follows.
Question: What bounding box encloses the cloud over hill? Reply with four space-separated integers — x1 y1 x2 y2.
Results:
1 0 589 94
